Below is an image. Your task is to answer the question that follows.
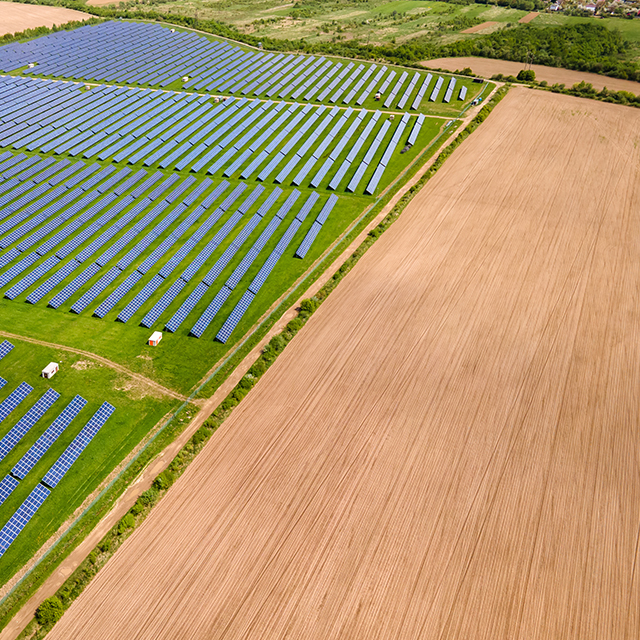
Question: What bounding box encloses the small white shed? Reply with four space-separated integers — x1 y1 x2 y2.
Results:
42 362 59 379
148 331 162 347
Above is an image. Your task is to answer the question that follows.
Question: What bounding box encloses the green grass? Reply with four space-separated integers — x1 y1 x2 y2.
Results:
0 340 180 587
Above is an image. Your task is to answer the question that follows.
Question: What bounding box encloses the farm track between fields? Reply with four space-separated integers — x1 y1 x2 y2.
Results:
0 330 191 403
46 87 640 639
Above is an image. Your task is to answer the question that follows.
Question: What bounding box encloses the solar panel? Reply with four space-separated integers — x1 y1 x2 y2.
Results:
117 274 163 323
165 282 209 333
140 278 186 328
0 483 50 557
0 378 6 390
0 340 14 361
189 286 232 338
0 382 33 425
0 484 51 557
215 290 255 343
42 402 115 488
0 475 19 506
0 388 60 462
11 395 87 480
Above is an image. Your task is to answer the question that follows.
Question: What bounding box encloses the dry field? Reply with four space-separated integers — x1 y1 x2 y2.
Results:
48 87 640 640
461 20 499 33
0 2 89 36
519 10 539 23
426 56 640 94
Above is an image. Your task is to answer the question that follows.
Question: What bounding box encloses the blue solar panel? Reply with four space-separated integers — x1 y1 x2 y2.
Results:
70 266 121 314
0 483 50 557
0 378 6 390
190 286 231 338
0 475 19 506
215 290 255 343
164 282 209 333
117 274 163 323
0 383 33 425
0 340 14 361
140 278 186 328
42 402 115 488
0 388 60 463
11 395 87 480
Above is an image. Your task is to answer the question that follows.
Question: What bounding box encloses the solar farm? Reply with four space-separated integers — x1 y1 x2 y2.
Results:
0 17 492 619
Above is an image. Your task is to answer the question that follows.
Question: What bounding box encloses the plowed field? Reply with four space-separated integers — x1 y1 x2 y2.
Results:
0 2 88 36
48 87 640 640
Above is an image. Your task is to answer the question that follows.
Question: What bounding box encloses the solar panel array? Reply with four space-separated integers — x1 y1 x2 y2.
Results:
0 382 33 424
0 340 13 360
0 21 469 115
11 395 86 480
0 484 50 557
42 402 115 488
0 387 60 462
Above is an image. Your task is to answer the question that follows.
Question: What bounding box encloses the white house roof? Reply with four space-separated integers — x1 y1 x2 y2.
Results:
149 331 162 341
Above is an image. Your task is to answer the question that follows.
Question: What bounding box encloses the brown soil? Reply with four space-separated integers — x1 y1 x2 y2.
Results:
0 2 89 35
49 88 640 639
519 11 539 23
425 56 640 94
461 20 498 33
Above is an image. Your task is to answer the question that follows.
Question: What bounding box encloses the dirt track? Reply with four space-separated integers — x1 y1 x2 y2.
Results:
48 87 640 639
0 2 89 36
425 56 640 94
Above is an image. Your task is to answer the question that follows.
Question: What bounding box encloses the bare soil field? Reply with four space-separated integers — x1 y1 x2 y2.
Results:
461 20 498 33
519 10 539 23
0 2 89 36
47 87 640 640
425 56 640 94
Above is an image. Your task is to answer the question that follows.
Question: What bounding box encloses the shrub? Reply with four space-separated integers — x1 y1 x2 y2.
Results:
35 597 64 626
517 69 536 82
118 513 135 535
152 470 175 491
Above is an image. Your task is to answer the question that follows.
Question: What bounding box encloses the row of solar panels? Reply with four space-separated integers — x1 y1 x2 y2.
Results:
0 388 115 557
0 78 423 194
0 160 337 341
0 20 469 111
0 321 116 559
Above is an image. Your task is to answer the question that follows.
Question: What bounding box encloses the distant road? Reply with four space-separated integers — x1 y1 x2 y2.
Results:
0 2 89 36
425 56 640 94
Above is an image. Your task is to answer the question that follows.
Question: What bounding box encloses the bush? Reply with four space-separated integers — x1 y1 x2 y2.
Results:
152 470 175 491
118 513 136 535
35 597 64 626
517 69 536 82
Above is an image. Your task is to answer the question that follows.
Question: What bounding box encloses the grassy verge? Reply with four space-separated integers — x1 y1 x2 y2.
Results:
10 83 510 639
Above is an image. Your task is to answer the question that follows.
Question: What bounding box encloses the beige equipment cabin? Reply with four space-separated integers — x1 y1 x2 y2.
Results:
148 331 162 346
42 362 59 379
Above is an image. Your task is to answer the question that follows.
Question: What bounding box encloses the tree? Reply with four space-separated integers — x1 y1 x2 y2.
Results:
36 597 64 626
517 69 536 82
